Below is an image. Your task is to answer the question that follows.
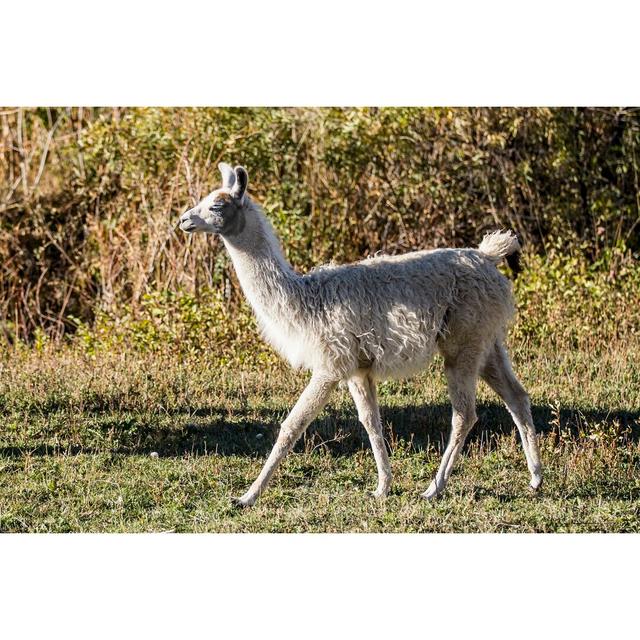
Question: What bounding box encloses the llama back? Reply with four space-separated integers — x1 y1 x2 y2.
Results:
302 247 515 380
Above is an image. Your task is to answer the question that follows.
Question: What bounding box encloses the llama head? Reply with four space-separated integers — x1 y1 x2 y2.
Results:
179 163 248 235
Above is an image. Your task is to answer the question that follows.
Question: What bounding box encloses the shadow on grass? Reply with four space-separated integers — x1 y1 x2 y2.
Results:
1 401 639 460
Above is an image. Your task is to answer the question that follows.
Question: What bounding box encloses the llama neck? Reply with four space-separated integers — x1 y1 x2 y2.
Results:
221 199 301 322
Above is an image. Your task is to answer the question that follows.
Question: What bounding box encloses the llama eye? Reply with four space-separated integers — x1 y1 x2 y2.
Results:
209 202 224 212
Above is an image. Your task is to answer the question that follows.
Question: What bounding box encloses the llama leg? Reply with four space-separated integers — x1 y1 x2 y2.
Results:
422 361 478 500
481 342 543 491
232 373 337 508
347 373 392 498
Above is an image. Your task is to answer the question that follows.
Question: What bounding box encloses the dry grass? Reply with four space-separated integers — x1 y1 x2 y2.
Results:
1 340 638 532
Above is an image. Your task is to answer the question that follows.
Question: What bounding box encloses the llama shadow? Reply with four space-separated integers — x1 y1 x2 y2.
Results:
1 401 638 460
89 401 640 457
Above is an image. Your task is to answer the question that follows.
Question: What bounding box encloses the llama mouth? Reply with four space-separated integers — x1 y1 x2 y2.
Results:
180 221 197 232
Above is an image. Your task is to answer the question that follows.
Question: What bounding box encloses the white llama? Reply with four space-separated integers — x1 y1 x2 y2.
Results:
179 163 542 507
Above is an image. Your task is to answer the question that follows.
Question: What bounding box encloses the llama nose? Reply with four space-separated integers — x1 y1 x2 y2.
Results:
180 209 192 223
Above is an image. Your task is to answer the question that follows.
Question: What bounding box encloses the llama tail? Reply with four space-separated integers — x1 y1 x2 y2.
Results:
478 230 522 276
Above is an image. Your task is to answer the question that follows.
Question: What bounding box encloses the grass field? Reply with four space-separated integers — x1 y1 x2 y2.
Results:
1 340 638 533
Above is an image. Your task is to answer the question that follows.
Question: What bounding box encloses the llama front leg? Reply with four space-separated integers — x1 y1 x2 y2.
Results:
231 373 337 508
347 373 392 498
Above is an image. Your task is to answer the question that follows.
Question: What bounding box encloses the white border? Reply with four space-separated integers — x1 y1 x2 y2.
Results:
1 534 638 638
2 0 639 105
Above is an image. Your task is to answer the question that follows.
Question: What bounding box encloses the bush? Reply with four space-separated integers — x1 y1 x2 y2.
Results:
1 107 639 348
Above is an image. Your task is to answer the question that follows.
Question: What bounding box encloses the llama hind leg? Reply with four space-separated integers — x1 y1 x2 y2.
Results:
231 373 337 508
422 360 478 500
348 373 392 498
481 342 543 491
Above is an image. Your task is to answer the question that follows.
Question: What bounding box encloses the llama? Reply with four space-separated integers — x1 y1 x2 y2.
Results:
179 163 543 507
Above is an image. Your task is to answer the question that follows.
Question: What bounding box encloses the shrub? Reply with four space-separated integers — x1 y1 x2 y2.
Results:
1 107 639 347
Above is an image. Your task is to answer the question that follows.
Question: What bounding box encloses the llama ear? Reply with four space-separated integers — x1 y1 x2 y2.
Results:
218 162 236 189
231 166 248 202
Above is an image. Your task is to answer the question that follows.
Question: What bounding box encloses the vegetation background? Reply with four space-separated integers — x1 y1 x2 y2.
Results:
1 107 639 531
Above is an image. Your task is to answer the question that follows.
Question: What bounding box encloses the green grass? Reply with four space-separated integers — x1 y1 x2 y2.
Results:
1 342 639 532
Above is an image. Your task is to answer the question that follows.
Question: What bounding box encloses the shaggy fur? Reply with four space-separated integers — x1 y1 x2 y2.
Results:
180 163 543 507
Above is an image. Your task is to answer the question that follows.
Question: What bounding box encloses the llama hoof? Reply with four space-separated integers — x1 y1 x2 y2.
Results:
230 496 253 509
421 481 443 501
528 477 543 494
371 489 390 500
